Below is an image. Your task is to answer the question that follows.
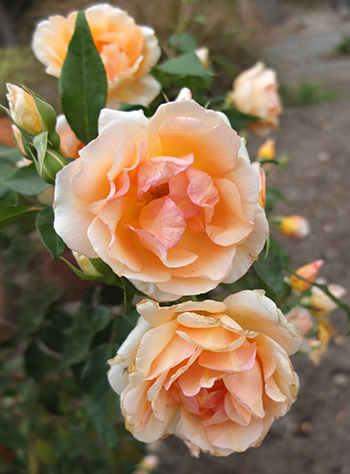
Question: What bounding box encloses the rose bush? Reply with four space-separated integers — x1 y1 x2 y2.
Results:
108 291 302 456
32 4 161 107
228 62 282 137
53 99 268 301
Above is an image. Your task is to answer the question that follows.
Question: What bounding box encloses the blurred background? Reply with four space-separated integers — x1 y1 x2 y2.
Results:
1 0 350 473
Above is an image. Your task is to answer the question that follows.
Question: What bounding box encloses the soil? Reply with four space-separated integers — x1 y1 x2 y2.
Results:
154 5 350 474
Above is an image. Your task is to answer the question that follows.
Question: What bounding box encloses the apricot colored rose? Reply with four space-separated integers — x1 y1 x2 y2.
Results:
32 4 161 107
228 62 282 137
53 100 268 301
108 291 302 456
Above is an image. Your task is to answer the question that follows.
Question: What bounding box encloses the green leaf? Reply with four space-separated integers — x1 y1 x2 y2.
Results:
157 52 210 79
59 11 108 144
0 190 18 207
219 108 259 130
0 418 26 449
214 56 238 78
168 32 197 53
265 186 288 212
90 258 123 286
36 206 66 262
0 206 40 228
3 163 51 195
25 342 49 383
115 308 139 347
61 305 112 368
121 277 139 311
0 144 23 163
82 343 118 448
34 438 57 465
253 250 285 298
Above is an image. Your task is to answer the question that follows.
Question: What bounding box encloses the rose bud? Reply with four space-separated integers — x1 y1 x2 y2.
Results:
289 259 324 292
279 215 310 239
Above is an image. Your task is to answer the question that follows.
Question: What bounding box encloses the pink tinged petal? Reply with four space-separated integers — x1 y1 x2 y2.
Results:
201 409 229 427
204 417 265 453
223 205 269 284
224 392 251 426
180 407 214 454
180 393 200 415
132 405 181 443
223 290 302 356
164 349 202 390
139 196 186 249
127 225 198 269
178 361 224 397
168 172 200 219
198 341 257 373
54 159 98 258
187 167 219 209
128 225 167 261
206 178 254 247
176 326 243 352
224 360 265 418
137 153 194 198
146 333 196 379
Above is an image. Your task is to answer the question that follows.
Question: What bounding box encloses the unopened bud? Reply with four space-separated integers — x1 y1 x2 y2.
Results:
195 46 210 69
7 84 52 135
279 215 310 239
72 252 103 277
257 138 275 161
175 87 192 102
39 148 68 185
290 259 324 292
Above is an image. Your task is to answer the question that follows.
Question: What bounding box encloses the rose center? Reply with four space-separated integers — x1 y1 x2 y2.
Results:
143 182 170 204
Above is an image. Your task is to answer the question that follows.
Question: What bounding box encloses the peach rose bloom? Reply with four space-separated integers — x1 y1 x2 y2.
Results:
108 291 302 456
32 4 161 107
228 62 282 137
53 100 268 301
56 115 84 159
